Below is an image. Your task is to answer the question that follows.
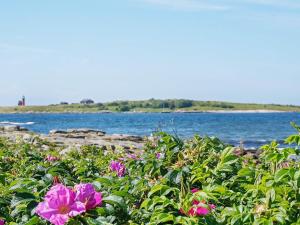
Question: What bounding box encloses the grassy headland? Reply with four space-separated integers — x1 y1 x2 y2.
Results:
0 99 300 113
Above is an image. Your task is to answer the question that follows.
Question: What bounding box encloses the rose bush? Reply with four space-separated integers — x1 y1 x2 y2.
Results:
0 124 299 224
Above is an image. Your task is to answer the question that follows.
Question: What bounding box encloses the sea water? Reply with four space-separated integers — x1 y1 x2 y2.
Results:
0 112 299 148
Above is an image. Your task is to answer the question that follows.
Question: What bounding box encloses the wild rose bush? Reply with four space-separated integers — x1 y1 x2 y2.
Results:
36 183 102 225
0 123 299 224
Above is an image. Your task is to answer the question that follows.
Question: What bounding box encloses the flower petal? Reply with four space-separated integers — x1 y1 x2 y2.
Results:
49 214 69 225
68 201 86 217
196 207 210 216
35 202 59 220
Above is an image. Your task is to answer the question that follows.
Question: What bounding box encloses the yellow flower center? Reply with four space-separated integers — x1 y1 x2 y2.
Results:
58 205 70 214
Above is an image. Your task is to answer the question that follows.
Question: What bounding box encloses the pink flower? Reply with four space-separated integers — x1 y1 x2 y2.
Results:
156 153 163 159
180 189 216 217
187 204 211 217
0 219 5 225
191 188 200 193
196 207 210 216
46 155 59 162
209 204 216 210
74 183 102 210
110 161 126 177
36 184 86 225
127 153 138 159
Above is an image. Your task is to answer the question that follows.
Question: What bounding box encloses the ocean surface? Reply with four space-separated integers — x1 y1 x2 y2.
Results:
1 112 300 148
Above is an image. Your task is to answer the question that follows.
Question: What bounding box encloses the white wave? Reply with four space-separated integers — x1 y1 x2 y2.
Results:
0 121 35 125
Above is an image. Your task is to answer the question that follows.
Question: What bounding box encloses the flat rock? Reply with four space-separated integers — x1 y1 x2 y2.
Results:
67 128 106 135
49 130 68 135
19 127 29 131
23 134 34 142
103 134 144 142
3 125 21 132
50 128 106 136
0 127 145 153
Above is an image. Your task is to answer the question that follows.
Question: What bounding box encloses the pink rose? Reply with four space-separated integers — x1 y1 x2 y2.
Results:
110 161 126 177
46 155 59 162
36 184 86 225
74 183 102 210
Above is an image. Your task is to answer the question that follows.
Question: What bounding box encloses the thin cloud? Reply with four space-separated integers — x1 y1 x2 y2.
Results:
139 0 229 11
0 43 55 54
139 0 300 11
240 0 300 9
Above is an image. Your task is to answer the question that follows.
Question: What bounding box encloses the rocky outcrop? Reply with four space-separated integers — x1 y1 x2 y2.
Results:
0 126 144 153
49 129 106 139
102 134 144 143
49 128 106 136
0 125 28 132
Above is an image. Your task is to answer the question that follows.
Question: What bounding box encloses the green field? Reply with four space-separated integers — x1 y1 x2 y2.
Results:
1 99 300 113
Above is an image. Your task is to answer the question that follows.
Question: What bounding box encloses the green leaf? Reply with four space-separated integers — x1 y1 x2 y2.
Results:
151 213 174 224
274 169 289 183
238 168 254 177
24 216 41 225
148 184 169 197
266 188 276 203
102 195 127 212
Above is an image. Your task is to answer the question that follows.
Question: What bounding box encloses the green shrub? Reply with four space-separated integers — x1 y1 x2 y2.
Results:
0 124 299 224
118 105 131 112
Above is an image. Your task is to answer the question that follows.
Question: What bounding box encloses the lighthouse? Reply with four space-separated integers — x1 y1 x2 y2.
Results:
18 96 26 106
22 96 25 106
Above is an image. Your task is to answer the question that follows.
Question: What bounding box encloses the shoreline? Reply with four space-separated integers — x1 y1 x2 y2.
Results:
0 125 259 153
0 109 297 114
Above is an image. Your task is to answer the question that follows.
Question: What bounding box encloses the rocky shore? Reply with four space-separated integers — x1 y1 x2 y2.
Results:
0 125 260 157
0 125 145 154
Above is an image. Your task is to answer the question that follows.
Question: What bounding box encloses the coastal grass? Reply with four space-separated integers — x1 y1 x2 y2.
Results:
0 99 300 113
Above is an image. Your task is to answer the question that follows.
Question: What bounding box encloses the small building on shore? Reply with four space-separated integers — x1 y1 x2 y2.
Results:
80 99 94 105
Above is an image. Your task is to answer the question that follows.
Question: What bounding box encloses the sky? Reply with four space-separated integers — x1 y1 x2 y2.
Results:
0 0 299 106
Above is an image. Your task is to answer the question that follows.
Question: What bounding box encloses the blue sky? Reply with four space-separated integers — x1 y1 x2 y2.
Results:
0 0 299 106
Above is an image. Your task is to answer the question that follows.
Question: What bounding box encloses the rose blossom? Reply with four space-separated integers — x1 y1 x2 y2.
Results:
46 155 59 162
180 188 216 217
156 152 164 159
36 184 86 225
191 188 200 193
110 161 126 177
74 183 102 210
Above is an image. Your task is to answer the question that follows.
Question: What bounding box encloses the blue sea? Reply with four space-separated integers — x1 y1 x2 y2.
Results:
1 112 300 148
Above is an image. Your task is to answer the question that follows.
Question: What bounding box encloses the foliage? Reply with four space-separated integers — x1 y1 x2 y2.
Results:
0 125 299 224
2 98 300 113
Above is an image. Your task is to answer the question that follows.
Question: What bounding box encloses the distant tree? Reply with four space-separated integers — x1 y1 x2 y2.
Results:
96 103 104 107
176 100 193 108
120 101 129 105
107 101 119 106
158 101 170 108
118 105 130 112
143 103 151 108
212 103 234 109
132 103 143 108
60 102 69 105
169 101 176 110
96 103 106 110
